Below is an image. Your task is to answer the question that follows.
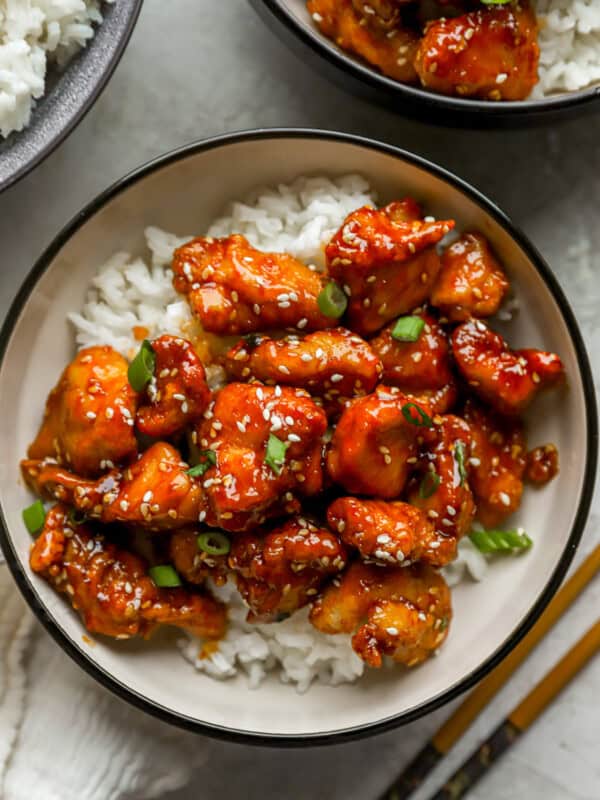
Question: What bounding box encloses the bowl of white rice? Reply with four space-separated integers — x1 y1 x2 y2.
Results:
0 130 596 743
251 0 600 126
0 0 142 193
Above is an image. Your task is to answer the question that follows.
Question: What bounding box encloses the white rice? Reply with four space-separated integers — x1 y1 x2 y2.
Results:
70 173 488 692
0 0 112 138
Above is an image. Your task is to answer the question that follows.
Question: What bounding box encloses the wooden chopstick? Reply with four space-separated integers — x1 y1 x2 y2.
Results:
380 544 600 800
430 618 600 800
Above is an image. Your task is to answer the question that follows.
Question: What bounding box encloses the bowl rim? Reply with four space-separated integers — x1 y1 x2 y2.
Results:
0 128 597 746
0 0 144 195
254 0 600 118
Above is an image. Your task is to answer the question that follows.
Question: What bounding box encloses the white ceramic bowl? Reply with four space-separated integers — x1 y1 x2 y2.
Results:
0 130 596 744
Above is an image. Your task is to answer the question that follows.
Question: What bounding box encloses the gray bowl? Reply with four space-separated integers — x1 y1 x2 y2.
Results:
0 0 142 193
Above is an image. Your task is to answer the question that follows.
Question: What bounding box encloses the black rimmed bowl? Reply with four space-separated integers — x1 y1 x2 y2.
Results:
0 130 596 744
0 0 142 194
250 0 600 127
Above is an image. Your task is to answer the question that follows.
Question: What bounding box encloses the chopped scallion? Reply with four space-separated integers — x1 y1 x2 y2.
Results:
149 565 182 588
419 471 440 499
469 529 533 554
128 340 156 392
197 531 230 556
187 450 217 477
401 402 433 428
265 433 290 475
391 316 425 343
22 500 45 535
455 441 467 487
317 282 348 319
67 507 87 526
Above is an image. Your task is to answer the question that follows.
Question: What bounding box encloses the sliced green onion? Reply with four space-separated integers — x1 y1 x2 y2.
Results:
391 316 425 343
67 507 87 526
401 402 433 428
455 441 467 487
317 281 348 319
469 529 533 554
419 471 440 499
128 340 156 392
438 616 449 631
187 450 217 477
265 433 290 475
22 500 45 535
481 0 511 5
149 565 182 588
197 531 231 556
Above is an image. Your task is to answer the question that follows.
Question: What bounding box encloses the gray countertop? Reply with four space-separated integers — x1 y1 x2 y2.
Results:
1 1 599 798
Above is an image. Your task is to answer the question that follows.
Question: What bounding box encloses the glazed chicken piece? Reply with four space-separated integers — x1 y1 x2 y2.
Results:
370 310 457 413
431 233 510 322
452 320 565 416
308 0 419 83
172 234 335 336
326 200 454 335
223 328 382 418
194 383 328 532
407 414 476 563
328 496 452 568
326 388 427 499
30 504 226 640
525 443 559 486
463 400 526 527
169 528 229 586
136 335 211 439
414 2 540 101
22 442 207 532
310 561 451 668
28 346 138 477
229 517 347 623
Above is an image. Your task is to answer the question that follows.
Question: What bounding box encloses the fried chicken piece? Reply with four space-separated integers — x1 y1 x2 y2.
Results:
407 414 476 563
30 504 226 640
136 335 211 439
229 517 347 623
310 561 451 668
223 328 382 418
308 0 419 83
28 346 138 477
194 383 327 532
414 2 540 101
431 233 510 322
370 310 456 412
22 442 207 532
326 388 427 499
326 201 454 336
328 496 451 568
463 400 526 527
169 528 229 586
172 234 334 336
452 320 565 416
525 443 559 485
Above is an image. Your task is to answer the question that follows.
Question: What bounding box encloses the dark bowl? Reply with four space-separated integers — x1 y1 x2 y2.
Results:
0 0 143 193
250 0 600 128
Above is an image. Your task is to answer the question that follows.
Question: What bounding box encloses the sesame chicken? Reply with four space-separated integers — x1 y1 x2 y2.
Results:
172 234 335 336
136 335 211 439
229 517 347 623
194 383 328 532
222 327 382 418
452 319 565 416
28 345 138 477
525 444 559 485
30 504 226 640
430 232 510 322
310 561 451 667
22 442 207 531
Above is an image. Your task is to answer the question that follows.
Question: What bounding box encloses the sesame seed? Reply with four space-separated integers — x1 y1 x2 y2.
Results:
386 627 399 636
86 411 97 420
105 407 114 419
288 433 301 443
499 492 511 507
297 318 308 329
330 373 344 383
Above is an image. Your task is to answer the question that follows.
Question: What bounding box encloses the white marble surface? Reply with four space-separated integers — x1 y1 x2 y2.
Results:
0 1 599 798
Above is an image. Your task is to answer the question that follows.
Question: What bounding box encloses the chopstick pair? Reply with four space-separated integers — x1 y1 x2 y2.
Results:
380 543 600 800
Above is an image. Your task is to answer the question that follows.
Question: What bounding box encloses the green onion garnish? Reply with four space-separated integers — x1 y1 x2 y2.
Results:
149 565 182 588
419 471 440 499
481 0 511 4
401 402 433 428
317 281 348 319
67 507 87 526
128 340 156 392
22 500 46 535
391 316 425 343
265 433 290 475
197 531 231 556
187 450 217 477
455 441 467 487
469 529 533 554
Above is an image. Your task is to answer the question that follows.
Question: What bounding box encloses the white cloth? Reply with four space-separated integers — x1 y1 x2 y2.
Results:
0 564 206 800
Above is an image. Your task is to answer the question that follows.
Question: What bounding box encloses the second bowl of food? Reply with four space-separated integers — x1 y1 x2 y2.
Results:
0 130 596 743
251 1 600 125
